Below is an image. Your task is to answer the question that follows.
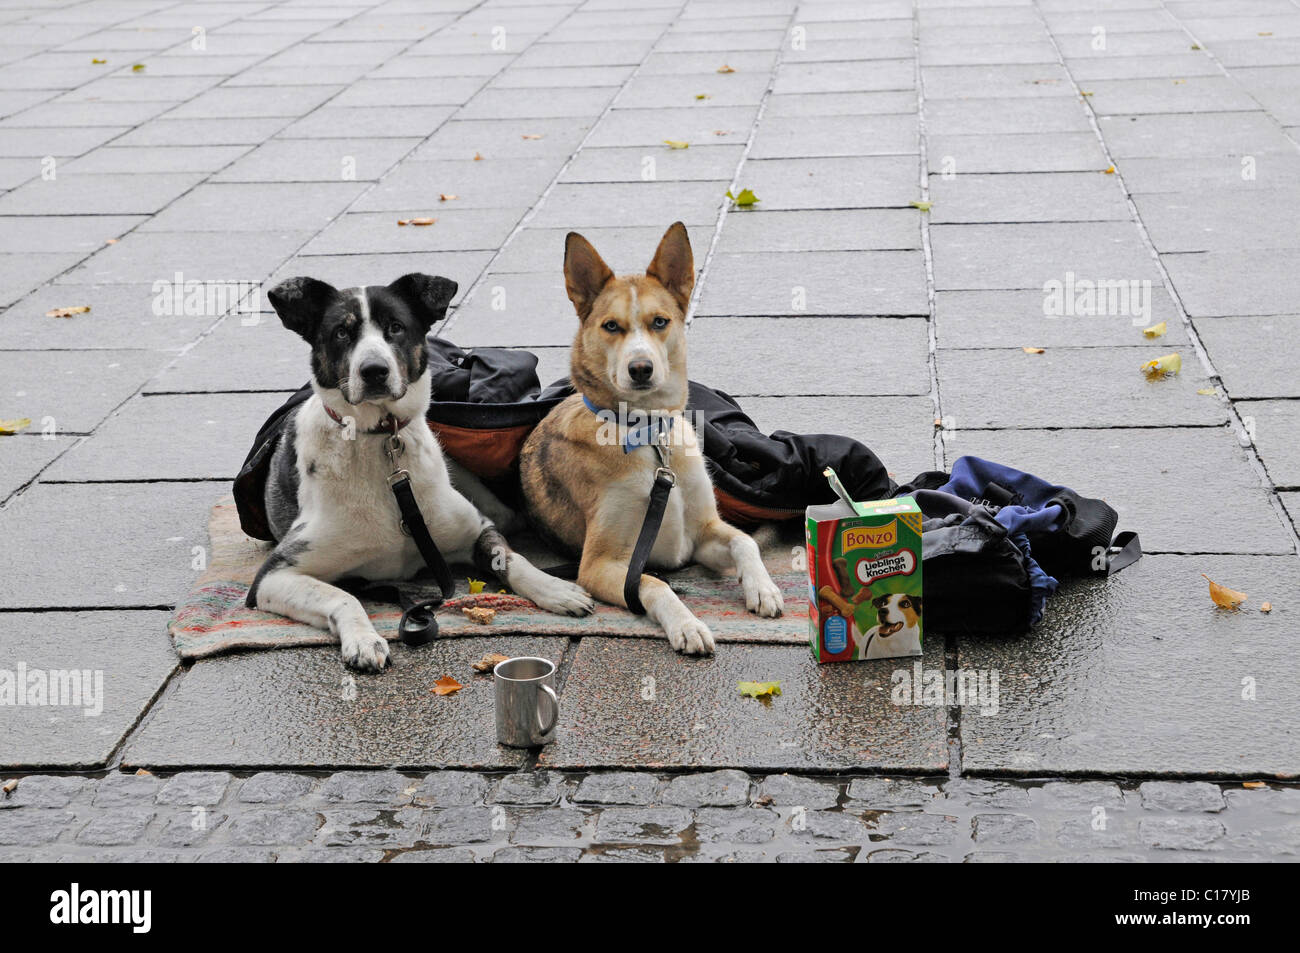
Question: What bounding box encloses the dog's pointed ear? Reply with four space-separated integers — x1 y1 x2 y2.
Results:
387 273 458 333
267 277 339 341
646 221 694 314
564 231 613 321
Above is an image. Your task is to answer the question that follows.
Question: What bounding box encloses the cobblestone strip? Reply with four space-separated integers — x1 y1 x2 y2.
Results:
2 770 1295 862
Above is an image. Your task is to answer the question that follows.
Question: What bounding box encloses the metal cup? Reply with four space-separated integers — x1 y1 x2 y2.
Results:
493 656 559 747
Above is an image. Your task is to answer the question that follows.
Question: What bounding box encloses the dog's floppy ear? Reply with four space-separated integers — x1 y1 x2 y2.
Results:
387 273 458 333
267 277 339 341
564 231 613 321
646 221 694 314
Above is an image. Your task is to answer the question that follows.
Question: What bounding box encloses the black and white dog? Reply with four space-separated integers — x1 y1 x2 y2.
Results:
247 273 595 671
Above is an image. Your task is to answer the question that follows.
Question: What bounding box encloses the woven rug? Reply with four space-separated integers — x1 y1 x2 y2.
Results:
169 498 812 659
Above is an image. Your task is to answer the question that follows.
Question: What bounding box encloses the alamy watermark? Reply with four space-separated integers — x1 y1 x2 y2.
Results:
1043 272 1152 327
589 402 705 457
891 662 1000 716
151 272 261 321
1 662 103 717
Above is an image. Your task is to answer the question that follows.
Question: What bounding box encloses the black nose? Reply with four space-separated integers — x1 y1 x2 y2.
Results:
359 360 389 385
628 360 653 384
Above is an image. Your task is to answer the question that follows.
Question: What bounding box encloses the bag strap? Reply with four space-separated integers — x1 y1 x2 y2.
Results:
1103 530 1142 576
624 468 676 615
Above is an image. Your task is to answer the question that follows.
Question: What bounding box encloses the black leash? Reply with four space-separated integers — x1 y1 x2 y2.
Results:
622 440 677 616
382 422 455 645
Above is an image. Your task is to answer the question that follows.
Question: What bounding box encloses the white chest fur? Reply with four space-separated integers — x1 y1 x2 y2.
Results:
290 400 474 581
604 420 719 570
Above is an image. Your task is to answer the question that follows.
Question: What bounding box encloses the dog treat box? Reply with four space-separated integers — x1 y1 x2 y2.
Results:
806 469 923 663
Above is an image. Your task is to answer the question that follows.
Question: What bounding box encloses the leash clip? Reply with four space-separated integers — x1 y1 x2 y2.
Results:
654 465 676 488
384 432 404 467
653 428 673 472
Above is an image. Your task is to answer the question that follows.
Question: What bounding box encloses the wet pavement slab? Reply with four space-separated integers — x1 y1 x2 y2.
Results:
538 637 950 773
121 638 571 770
957 554 1300 778
43 392 293 482
0 480 217 608
942 427 1295 555
0 611 176 769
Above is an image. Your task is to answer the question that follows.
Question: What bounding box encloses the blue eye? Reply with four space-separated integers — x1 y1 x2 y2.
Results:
334 326 350 341
651 316 669 330
602 320 621 333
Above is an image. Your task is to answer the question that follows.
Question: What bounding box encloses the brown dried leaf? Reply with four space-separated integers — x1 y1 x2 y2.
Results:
520 133 543 140
473 152 483 161
1 779 16 795
1260 602 1272 613
409 217 436 226
432 676 463 696
46 305 90 318
717 64 735 73
439 193 457 201
472 652 511 673
135 768 152 777
1022 346 1045 354
1202 573 1246 610
461 606 496 625
1243 781 1266 788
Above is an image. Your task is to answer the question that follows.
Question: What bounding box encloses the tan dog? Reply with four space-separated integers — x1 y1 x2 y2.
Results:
519 222 783 654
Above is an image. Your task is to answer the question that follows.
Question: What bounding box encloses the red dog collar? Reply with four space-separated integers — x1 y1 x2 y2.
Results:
322 403 412 434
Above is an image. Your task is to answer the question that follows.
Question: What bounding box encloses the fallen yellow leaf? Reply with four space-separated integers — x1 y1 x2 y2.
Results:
663 139 689 149
131 64 144 72
695 93 710 100
1022 346 1045 354
46 305 90 318
910 200 932 212
432 676 463 696
0 418 32 435
92 58 106 64
1197 387 1216 396
1242 781 1266 789
473 152 483 161
738 680 781 699
1142 321 1167 338
1202 573 1246 610
1141 352 1181 378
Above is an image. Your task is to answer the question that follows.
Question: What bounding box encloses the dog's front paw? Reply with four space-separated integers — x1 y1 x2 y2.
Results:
664 614 715 656
530 576 597 617
340 626 391 672
744 576 785 618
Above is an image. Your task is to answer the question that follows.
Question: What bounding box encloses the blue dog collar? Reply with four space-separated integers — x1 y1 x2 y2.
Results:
582 395 676 454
